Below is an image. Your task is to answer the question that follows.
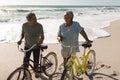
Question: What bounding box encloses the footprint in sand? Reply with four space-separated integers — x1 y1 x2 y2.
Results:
110 71 120 77
95 61 111 71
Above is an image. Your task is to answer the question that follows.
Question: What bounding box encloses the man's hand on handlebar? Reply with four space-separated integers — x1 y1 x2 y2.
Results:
17 40 22 45
85 40 93 44
57 36 63 42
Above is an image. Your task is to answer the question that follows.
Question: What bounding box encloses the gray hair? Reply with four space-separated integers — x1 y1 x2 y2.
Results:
65 11 74 19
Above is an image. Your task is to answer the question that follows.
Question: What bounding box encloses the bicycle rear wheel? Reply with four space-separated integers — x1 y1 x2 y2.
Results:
7 67 32 80
43 52 58 76
85 50 96 76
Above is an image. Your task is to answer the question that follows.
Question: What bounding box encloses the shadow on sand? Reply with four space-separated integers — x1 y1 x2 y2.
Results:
36 71 119 80
36 63 119 80
87 72 119 80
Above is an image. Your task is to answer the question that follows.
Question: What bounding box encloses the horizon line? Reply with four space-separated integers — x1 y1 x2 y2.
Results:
0 4 120 7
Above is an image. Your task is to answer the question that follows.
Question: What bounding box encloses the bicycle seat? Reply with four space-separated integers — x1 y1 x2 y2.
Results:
40 45 48 51
82 43 92 48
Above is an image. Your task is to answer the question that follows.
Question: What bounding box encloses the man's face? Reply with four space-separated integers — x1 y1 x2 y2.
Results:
29 15 37 25
64 13 72 23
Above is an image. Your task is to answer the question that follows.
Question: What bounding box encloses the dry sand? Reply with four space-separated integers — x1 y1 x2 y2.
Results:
0 20 120 80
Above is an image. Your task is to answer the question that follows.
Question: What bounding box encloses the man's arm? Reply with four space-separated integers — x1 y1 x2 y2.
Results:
17 31 24 45
38 34 44 44
57 36 63 42
80 30 92 43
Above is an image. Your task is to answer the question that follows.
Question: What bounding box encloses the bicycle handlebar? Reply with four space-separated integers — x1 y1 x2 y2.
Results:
18 44 48 53
18 44 37 53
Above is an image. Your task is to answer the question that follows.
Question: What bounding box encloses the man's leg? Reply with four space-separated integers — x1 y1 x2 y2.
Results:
61 51 69 67
24 47 31 68
62 51 76 67
33 47 40 70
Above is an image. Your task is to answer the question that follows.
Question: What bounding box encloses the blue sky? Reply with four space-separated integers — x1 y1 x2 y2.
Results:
0 0 120 6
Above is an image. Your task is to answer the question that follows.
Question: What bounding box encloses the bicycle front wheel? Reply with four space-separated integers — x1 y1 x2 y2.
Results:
60 67 76 80
85 50 96 76
7 67 32 80
43 52 58 76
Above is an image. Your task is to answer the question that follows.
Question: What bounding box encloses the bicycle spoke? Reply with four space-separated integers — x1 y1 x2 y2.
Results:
16 71 21 80
7 67 32 80
43 52 58 76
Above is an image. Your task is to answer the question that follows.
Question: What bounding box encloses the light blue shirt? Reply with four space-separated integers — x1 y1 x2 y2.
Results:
58 21 83 53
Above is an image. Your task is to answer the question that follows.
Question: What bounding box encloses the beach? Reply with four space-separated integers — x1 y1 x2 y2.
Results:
0 19 120 80
91 20 120 80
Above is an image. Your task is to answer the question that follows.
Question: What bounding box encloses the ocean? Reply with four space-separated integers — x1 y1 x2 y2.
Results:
0 5 120 43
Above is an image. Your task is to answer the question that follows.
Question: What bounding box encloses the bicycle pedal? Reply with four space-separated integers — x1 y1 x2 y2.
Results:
35 72 41 78
71 75 77 80
64 66 70 71
41 66 46 71
34 67 41 73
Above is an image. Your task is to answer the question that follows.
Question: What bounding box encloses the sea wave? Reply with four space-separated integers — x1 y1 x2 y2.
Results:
0 5 120 43
0 6 120 23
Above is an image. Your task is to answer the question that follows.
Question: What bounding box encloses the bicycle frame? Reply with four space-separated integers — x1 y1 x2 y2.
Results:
19 44 48 72
63 43 92 76
23 51 46 72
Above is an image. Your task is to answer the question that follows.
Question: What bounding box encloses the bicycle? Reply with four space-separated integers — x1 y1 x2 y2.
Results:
60 42 96 80
7 44 58 80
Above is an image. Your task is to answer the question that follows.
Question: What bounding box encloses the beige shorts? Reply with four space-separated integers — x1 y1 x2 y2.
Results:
61 51 76 59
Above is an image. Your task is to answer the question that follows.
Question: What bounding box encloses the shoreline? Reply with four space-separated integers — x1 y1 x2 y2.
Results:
0 19 120 80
